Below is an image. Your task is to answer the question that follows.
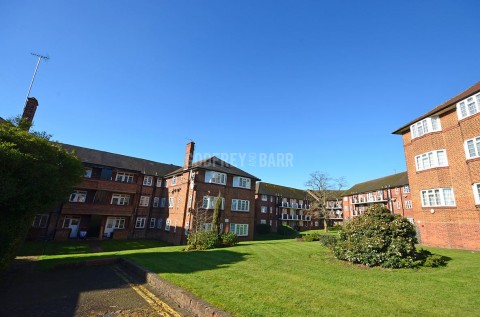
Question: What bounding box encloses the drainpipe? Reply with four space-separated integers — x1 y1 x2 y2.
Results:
180 172 192 245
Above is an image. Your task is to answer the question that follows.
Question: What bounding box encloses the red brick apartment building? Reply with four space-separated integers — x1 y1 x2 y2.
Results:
393 82 480 250
342 172 413 222
161 142 260 245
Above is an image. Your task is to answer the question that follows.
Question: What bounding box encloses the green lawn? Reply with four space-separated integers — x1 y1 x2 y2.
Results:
21 238 480 317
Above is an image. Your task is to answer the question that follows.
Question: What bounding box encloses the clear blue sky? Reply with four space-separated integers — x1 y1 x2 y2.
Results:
1 0 479 189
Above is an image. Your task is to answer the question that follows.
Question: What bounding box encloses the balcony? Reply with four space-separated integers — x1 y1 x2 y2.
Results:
352 196 387 205
77 178 138 194
279 202 307 209
62 202 134 216
280 214 312 221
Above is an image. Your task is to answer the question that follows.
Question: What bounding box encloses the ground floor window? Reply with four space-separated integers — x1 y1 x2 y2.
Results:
32 214 48 228
260 219 266 224
420 188 455 207
165 219 171 231
230 223 248 236
135 217 146 228
149 217 156 228
106 217 125 229
157 218 163 229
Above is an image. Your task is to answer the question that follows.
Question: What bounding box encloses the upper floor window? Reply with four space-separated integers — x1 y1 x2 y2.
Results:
153 197 160 207
143 176 153 186
69 190 87 203
232 199 250 212
202 196 225 209
139 195 150 207
457 92 480 120
473 183 480 205
261 206 267 213
111 194 130 205
171 176 177 186
415 150 448 171
465 136 480 159
156 178 162 187
116 172 134 183
410 116 441 139
165 179 169 187
395 187 399 195
261 195 268 201
233 176 251 189
84 168 92 178
403 185 410 193
168 197 174 208
405 200 412 209
205 171 227 185
421 188 455 207
160 197 166 208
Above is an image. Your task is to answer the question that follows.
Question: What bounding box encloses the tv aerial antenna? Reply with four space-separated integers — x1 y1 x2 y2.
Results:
25 52 49 107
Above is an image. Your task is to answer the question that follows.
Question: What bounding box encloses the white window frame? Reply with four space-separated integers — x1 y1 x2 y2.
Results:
139 195 150 207
202 196 225 209
420 188 455 207
32 214 48 228
230 223 248 237
457 92 480 120
107 217 125 229
205 171 227 185
395 187 399 195
233 176 251 189
165 179 169 187
261 206 267 213
260 219 266 224
415 149 448 171
165 219 171 231
84 168 92 178
188 195 192 208
153 197 160 207
168 197 174 208
171 176 177 186
232 199 250 212
156 178 162 187
405 200 412 209
143 176 153 186
410 116 441 139
403 185 410 193
111 194 130 205
473 183 480 205
135 217 146 228
149 217 156 228
116 172 134 183
69 190 87 203
464 136 480 160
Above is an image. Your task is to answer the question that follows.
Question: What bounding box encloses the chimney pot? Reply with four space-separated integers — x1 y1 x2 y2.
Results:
22 97 39 128
184 141 195 170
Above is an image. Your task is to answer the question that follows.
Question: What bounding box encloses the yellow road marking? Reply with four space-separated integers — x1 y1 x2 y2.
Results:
112 266 182 317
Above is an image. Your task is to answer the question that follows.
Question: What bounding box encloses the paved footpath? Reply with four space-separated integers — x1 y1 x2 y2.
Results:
0 258 193 317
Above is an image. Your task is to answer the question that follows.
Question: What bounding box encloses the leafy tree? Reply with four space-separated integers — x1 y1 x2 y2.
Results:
305 171 346 232
0 121 83 271
212 193 222 235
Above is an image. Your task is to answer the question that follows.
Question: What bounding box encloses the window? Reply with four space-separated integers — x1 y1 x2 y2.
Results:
111 194 130 205
135 217 146 228
233 176 251 189
270 196 273 202
157 218 163 229
396 201 401 209
168 197 174 208
84 168 92 178
405 200 412 209
202 196 225 209
410 116 441 139
473 183 480 205
230 223 248 236
415 150 448 171
421 188 455 207
205 171 227 185
188 195 192 208
260 219 266 224
185 221 190 235
403 185 410 193
149 217 156 228
69 190 87 203
261 206 267 213
457 92 480 120
107 217 125 229
395 187 399 195
232 199 250 212
261 195 268 201
153 197 160 207
139 195 150 207
165 179 169 187
160 197 166 207
202 223 213 231
165 219 171 231
116 172 134 183
465 136 480 159
156 178 162 187
171 176 177 186
143 176 153 186
270 206 273 213
32 214 48 228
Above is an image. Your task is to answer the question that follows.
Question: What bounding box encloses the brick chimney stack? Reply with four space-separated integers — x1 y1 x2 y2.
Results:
22 97 38 127
184 141 195 170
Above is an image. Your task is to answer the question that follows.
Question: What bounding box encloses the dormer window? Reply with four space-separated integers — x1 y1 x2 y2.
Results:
410 116 441 139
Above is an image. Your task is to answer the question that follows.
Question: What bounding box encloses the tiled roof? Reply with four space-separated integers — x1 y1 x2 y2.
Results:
392 82 480 134
60 143 181 176
166 156 261 180
256 182 307 200
343 172 408 196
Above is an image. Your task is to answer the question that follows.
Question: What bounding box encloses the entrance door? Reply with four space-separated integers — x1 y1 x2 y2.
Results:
63 217 80 238
104 217 115 238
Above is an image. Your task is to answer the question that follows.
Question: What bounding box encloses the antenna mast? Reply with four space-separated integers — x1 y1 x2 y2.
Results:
25 52 49 107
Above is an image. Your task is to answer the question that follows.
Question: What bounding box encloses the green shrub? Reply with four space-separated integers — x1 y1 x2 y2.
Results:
333 204 419 268
220 232 238 247
331 225 343 231
318 234 338 249
303 234 316 242
255 224 271 234
277 225 298 236
186 231 220 250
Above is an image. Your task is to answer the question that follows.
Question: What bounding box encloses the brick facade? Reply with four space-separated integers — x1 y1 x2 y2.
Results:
393 82 480 250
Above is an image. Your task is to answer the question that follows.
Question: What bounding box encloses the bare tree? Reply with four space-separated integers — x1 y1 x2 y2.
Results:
305 172 347 232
